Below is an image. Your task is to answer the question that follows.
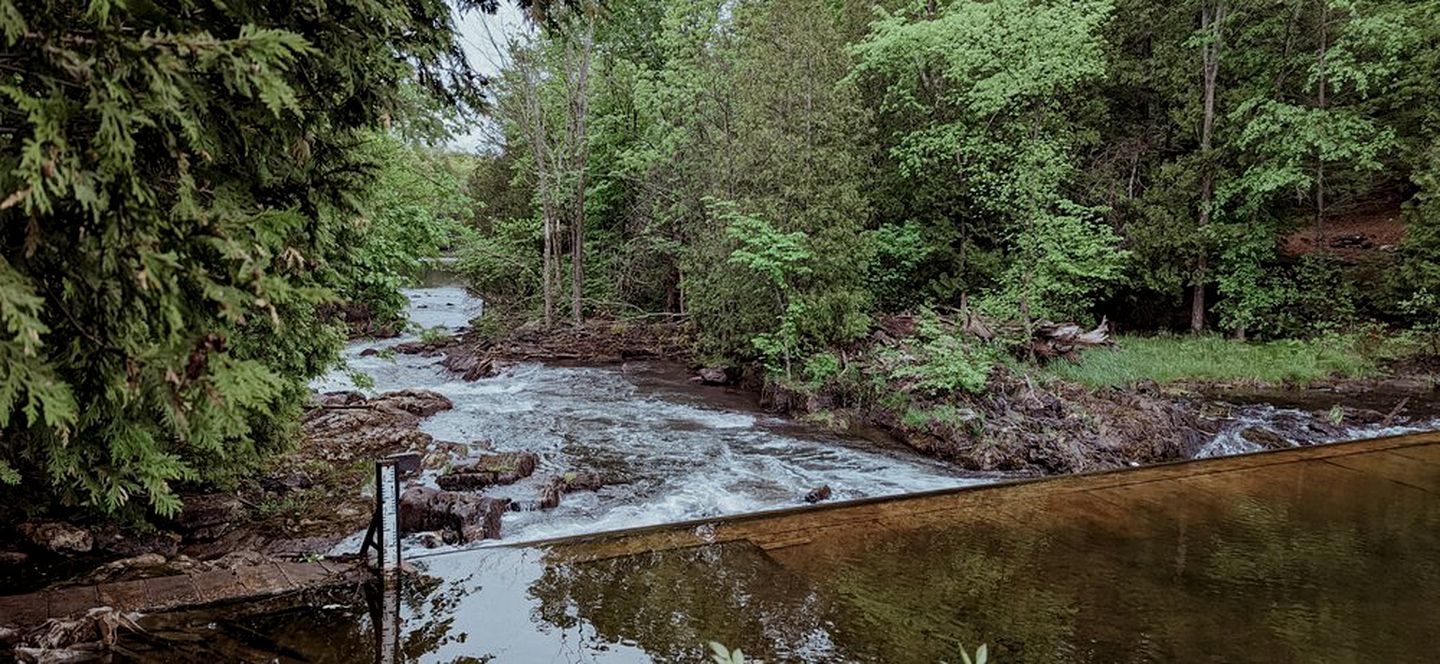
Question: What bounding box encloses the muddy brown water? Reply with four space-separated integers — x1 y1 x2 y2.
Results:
116 434 1440 663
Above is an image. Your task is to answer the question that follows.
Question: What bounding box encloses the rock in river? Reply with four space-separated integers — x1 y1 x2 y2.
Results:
1239 427 1290 450
537 472 605 510
437 451 539 491
399 486 510 542
303 389 454 463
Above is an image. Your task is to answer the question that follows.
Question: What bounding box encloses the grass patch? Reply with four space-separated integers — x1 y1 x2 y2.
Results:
1047 334 1381 388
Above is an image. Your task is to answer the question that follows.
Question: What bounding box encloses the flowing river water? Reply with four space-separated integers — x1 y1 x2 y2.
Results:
310 279 1438 552
313 279 985 550
113 279 1440 663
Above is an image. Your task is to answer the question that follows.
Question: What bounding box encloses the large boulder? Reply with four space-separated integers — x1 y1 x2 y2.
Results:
440 348 501 381
371 389 453 418
399 486 509 542
437 452 538 491
302 389 453 463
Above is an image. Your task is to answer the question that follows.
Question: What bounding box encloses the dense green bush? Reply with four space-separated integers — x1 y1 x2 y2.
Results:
0 0 480 515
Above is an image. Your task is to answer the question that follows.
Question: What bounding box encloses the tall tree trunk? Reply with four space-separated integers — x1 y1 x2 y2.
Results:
521 59 558 329
569 16 595 326
1192 0 1225 334
1313 0 1330 251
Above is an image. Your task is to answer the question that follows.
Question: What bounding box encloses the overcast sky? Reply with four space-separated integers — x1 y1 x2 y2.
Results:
448 4 529 153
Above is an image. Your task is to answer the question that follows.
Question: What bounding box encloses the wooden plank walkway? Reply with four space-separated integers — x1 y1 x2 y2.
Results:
0 560 361 627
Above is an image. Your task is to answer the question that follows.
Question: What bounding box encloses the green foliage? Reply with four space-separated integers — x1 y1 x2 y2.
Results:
418 326 454 345
464 0 1440 385
1046 335 1379 387
457 214 544 305
851 0 1122 324
867 222 932 311
708 642 760 664
334 134 473 323
902 404 983 434
801 352 843 390
0 0 479 515
718 201 812 377
877 312 998 397
1391 141 1440 330
987 205 1131 323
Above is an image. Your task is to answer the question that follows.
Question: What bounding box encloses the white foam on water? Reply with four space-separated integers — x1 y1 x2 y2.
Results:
315 286 986 553
1198 402 1440 459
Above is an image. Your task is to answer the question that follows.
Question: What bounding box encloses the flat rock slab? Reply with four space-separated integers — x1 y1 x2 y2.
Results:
0 561 360 628
436 451 538 490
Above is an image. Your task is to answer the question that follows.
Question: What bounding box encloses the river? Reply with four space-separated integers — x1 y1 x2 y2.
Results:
312 280 1438 552
312 281 984 550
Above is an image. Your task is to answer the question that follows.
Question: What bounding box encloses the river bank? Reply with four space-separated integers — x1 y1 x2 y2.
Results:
434 311 1439 475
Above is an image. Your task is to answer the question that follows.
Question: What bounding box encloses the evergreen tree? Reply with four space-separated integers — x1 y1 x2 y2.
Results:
0 0 482 514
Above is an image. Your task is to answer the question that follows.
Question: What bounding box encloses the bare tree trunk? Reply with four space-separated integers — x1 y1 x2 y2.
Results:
568 15 595 326
518 56 559 329
1313 0 1330 251
1192 0 1225 334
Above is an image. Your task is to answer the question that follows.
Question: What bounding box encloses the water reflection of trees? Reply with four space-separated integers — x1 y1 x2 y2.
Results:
1199 495 1440 662
528 542 853 662
810 525 1080 663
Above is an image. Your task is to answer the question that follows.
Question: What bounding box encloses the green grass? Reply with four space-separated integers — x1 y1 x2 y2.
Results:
1046 334 1381 388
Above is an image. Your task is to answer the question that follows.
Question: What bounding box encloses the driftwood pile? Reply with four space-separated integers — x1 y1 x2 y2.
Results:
1029 318 1112 360
875 310 1112 362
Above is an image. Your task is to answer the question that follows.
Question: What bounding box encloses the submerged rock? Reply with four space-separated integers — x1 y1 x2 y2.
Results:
0 550 29 566
803 485 833 504
1239 427 1290 450
399 486 509 542
436 452 538 491
415 532 446 549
